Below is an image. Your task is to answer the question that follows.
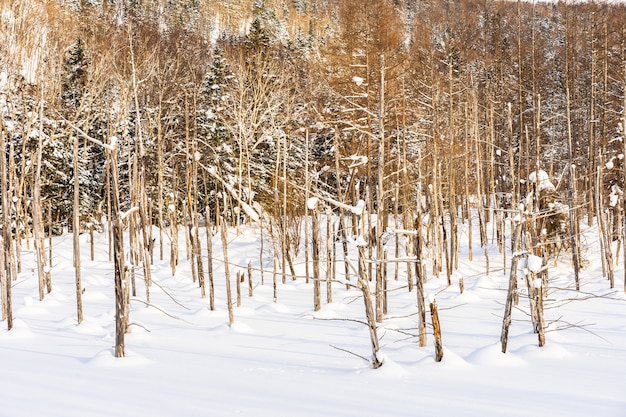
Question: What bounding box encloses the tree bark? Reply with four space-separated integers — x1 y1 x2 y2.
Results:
0 125 13 330
205 207 215 310
501 248 524 353
110 147 126 358
221 218 234 325
414 213 427 347
73 136 83 324
311 204 321 311
430 299 443 362
358 245 382 369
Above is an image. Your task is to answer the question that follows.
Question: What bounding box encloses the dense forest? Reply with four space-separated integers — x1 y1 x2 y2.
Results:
1 0 626 357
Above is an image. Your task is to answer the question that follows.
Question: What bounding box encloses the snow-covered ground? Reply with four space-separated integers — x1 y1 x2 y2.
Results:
1 220 625 417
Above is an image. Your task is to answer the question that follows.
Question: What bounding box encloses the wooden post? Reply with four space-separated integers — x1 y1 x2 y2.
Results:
536 281 546 347
248 260 253 297
272 256 278 303
236 271 242 307
89 223 95 261
430 297 443 362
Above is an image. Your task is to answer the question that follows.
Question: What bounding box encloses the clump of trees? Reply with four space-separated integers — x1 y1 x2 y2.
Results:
1 0 626 361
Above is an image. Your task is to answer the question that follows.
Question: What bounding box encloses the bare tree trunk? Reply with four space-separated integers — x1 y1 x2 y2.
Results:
472 92 489 274
623 51 626 294
414 213 427 347
464 105 473 261
334 131 350 289
9 142 20 276
157 105 165 262
236 271 242 307
596 162 614 287
205 207 215 310
110 147 126 358
186 134 205 298
169 193 178 276
375 54 386 323
358 243 382 369
221 218 234 325
0 236 6 324
326 214 333 304
273 255 278 303
33 97 50 300
248 260 253 297
259 218 265 286
305 131 311 285
430 298 443 362
501 248 524 353
311 203 321 311
0 125 13 330
73 136 83 324
535 282 546 347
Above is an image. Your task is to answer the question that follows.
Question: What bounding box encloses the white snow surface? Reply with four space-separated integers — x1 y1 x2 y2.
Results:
2 221 626 417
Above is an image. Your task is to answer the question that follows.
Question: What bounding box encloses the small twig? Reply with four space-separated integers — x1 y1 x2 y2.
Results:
329 344 370 363
150 280 192 310
130 298 198 325
128 322 151 332
545 319 611 343
438 303 468 311
310 315 369 326
383 311 419 320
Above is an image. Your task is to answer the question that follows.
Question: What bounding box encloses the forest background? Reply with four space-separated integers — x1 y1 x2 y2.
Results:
1 0 626 356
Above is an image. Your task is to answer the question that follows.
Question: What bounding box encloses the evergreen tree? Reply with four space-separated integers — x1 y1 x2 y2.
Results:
62 38 89 110
197 46 237 213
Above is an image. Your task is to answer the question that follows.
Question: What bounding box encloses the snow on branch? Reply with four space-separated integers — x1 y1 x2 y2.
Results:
61 117 117 151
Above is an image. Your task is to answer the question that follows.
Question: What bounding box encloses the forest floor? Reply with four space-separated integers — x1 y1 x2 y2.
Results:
1 219 625 417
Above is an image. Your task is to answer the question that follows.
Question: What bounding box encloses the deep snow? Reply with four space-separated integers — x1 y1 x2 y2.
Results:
1 219 626 417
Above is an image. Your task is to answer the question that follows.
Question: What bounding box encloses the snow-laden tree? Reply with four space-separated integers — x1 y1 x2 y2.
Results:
197 45 237 217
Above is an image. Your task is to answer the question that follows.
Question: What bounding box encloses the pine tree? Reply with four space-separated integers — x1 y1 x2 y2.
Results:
197 46 237 214
62 38 89 110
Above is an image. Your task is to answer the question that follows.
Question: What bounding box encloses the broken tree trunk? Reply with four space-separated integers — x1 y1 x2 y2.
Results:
430 297 444 362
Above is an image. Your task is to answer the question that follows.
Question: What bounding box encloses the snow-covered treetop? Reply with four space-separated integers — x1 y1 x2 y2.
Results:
528 169 555 192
